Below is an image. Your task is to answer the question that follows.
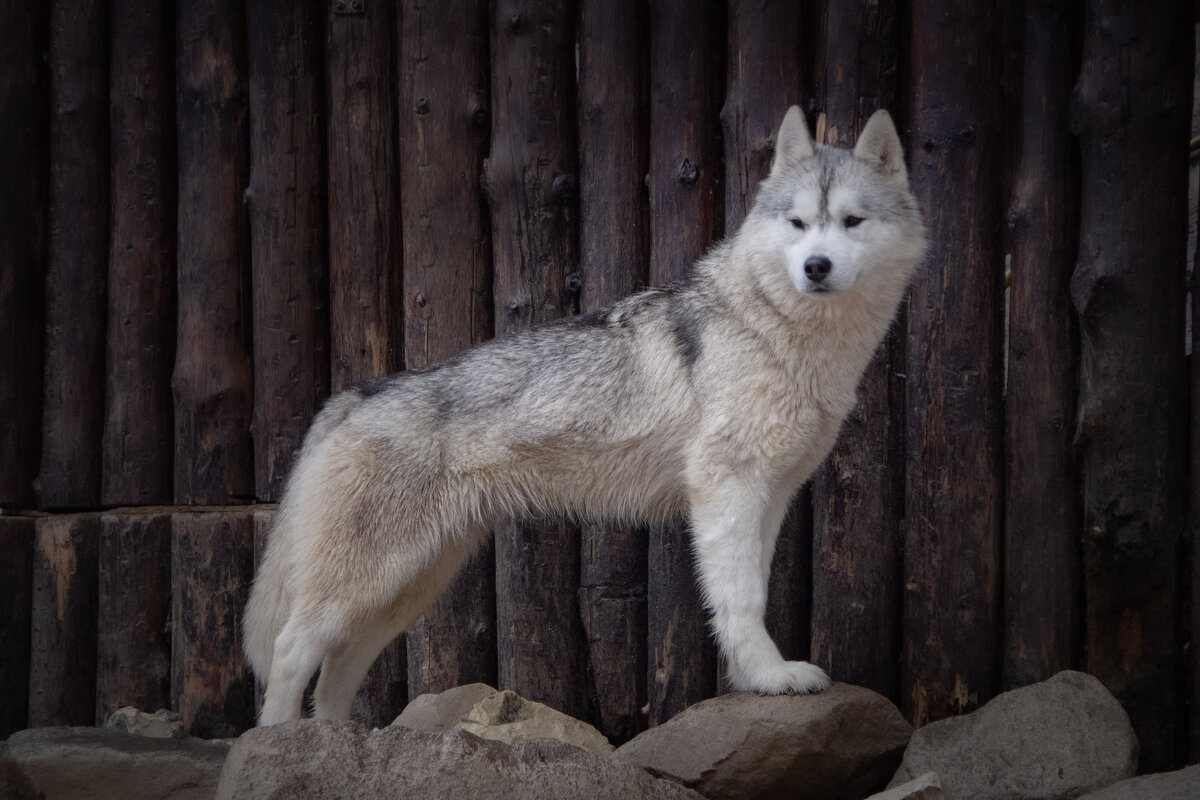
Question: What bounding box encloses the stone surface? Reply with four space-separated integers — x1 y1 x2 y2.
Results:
0 726 229 800
104 707 187 739
395 683 614 755
613 682 912 800
889 670 1137 800
1075 764 1200 799
867 772 946 800
216 719 702 800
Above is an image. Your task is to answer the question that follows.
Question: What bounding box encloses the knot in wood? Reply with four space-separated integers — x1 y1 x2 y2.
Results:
678 158 699 184
565 272 582 293
958 126 976 146
550 172 576 203
414 292 427 308
414 96 430 115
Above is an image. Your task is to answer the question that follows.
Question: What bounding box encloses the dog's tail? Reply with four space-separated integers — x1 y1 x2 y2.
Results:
242 512 295 681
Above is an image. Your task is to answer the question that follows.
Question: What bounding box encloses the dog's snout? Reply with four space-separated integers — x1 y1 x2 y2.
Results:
804 255 832 282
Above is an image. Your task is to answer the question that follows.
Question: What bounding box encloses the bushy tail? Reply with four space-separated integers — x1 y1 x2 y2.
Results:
242 509 296 682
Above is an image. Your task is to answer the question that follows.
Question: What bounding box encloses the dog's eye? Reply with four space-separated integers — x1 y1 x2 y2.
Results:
843 215 864 229
789 217 806 231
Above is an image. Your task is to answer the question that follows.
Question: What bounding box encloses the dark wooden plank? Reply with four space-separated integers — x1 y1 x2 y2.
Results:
398 0 496 705
809 0 904 703
96 510 172 721
0 2 48 509
644 0 723 725
103 0 176 507
1192 163 1200 766
902 0 1007 726
172 510 256 737
247 0 329 502
0 517 35 737
488 0 589 721
28 514 100 727
577 0 649 742
1072 0 1192 772
1002 0 1081 691
326 0 402 391
174 0 255 505
39 0 110 510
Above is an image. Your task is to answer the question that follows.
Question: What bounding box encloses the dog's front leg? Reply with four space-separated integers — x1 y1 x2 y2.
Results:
690 479 830 695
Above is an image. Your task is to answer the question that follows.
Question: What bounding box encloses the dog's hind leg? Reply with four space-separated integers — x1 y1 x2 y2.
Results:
258 611 337 725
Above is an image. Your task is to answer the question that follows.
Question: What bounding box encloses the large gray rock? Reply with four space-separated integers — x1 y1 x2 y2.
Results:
889 670 1137 800
0 726 229 800
613 682 912 800
1075 764 1200 799
394 683 614 755
216 719 703 800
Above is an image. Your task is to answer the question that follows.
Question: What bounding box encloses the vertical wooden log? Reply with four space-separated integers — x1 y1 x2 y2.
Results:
721 0 810 667
172 510 256 738
96 511 172 722
1002 0 1081 691
903 0 1007 726
0 517 35 737
28 515 100 727
577 0 650 741
489 0 589 721
809 0 904 702
39 0 110 510
247 0 329 502
1192 146 1200 766
327 0 402 391
103 0 176 506
399 0 496 704
0 2 48 508
645 0 723 724
174 0 254 505
1073 0 1192 771
325 0 406 726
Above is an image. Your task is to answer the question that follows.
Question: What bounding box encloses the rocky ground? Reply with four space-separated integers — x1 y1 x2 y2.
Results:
2 671 1198 800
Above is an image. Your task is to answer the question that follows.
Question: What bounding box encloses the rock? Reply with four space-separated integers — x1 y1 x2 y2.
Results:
103 706 187 739
889 670 1137 800
612 682 912 800
1074 764 1200 799
394 683 614 756
215 719 703 800
866 772 946 800
0 726 229 800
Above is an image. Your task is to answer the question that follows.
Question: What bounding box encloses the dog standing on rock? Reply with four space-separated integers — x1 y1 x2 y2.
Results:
245 106 927 725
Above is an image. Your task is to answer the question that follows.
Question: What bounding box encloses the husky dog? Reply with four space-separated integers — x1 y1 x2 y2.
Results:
245 107 926 725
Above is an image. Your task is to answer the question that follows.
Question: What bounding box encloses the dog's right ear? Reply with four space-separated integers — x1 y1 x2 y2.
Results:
769 105 814 180
854 110 908 189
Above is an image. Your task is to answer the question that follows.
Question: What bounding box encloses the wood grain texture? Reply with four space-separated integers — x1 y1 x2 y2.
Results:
0 517 35 737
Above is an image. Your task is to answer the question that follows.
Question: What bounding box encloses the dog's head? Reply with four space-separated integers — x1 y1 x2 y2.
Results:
742 107 926 307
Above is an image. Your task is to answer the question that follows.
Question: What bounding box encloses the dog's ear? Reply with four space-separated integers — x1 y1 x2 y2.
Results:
854 110 907 189
769 105 814 179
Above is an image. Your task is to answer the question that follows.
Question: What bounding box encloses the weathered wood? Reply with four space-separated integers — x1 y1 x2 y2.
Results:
103 0 176 506
489 0 589 721
577 0 649 742
810 0 904 702
1192 157 1200 765
1002 0 1081 691
96 511 172 721
172 510 256 737
28 515 100 727
903 0 1007 726
247 0 329 502
398 0 496 704
645 0 723 724
39 0 110 510
327 0 402 391
0 3 47 508
0 517 35 737
1072 0 1192 771
174 0 255 505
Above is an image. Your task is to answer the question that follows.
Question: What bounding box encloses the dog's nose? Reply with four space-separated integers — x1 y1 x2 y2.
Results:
804 255 832 282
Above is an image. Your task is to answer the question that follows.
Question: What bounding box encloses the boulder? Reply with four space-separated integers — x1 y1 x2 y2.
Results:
103 707 187 739
395 683 614 756
613 682 912 800
1074 764 1200 799
0 726 229 800
215 719 702 800
888 670 1137 800
866 772 946 800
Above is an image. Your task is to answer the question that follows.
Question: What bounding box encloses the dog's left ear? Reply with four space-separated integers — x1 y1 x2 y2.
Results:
854 110 908 189
769 105 814 180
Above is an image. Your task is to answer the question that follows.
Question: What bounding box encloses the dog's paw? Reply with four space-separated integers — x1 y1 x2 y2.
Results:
734 659 832 695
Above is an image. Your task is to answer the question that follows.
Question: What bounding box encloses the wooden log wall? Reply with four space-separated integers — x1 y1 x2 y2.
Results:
1 0 1198 769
